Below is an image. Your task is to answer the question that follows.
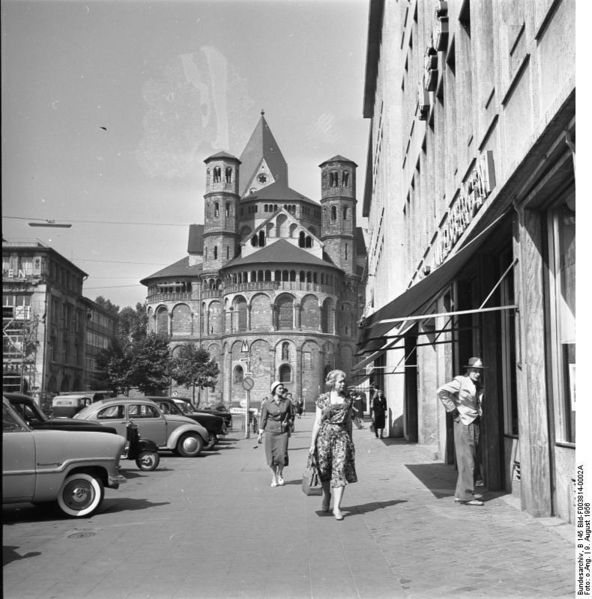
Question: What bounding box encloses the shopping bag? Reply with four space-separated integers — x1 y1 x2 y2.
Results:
301 454 322 496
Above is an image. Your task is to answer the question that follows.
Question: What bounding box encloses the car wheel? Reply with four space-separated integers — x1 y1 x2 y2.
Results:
57 472 104 518
176 432 204 457
136 451 160 471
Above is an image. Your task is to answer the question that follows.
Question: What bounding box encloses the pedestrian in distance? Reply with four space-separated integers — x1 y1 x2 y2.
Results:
309 369 357 520
437 356 485 506
257 381 294 487
371 389 387 439
351 391 365 429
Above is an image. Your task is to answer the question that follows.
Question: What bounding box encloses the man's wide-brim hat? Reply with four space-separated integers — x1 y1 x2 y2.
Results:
465 357 486 369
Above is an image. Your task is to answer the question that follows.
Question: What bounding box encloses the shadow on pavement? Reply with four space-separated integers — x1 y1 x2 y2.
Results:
328 499 408 517
101 498 170 513
405 463 456 498
3 545 42 566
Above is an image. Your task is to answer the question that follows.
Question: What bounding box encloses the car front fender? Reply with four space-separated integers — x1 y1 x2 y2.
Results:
166 424 209 450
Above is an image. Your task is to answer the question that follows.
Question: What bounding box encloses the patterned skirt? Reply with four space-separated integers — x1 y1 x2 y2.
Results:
315 423 357 488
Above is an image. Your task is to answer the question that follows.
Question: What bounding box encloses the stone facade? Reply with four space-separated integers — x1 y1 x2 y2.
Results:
2 241 116 406
359 0 575 521
142 115 367 410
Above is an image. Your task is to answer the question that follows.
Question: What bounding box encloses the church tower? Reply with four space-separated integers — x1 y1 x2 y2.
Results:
203 152 241 274
320 156 357 275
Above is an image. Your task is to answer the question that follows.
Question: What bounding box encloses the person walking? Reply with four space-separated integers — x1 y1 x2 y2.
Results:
351 391 365 429
257 381 294 487
371 390 387 438
309 369 357 520
437 356 485 506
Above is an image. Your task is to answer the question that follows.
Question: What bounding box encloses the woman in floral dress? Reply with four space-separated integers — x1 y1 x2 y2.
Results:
309 369 357 520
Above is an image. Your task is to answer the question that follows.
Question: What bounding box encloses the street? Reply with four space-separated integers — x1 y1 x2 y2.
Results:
3 414 575 599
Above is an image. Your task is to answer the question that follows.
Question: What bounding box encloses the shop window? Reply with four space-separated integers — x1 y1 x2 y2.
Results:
549 195 575 443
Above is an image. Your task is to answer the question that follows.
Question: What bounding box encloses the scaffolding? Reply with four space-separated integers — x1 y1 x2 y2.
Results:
2 306 39 393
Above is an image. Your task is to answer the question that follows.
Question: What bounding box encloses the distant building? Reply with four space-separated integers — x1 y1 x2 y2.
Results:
2 241 117 401
141 113 367 409
358 0 575 522
82 297 117 390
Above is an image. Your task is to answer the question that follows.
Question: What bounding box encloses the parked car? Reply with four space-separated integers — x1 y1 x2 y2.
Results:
74 398 209 457
2 397 125 518
51 394 96 418
192 402 233 430
149 397 226 449
5 393 119 435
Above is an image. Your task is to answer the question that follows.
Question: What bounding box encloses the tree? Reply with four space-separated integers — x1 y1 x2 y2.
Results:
94 296 120 319
129 333 171 395
97 337 133 395
170 345 220 406
118 303 148 345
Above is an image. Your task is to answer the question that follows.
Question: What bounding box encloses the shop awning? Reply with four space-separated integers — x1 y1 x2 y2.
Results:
357 213 508 352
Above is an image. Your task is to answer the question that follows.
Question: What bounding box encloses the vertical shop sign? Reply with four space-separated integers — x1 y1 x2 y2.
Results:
436 151 496 265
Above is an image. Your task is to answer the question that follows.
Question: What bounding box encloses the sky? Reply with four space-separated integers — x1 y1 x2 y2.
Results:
1 0 370 309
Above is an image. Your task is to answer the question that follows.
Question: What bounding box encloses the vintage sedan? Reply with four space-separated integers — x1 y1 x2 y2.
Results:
2 397 125 518
148 397 226 449
74 398 209 457
5 393 118 435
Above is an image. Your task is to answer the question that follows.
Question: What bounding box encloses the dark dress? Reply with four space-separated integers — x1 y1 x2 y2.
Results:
259 398 293 468
372 395 387 429
314 393 357 488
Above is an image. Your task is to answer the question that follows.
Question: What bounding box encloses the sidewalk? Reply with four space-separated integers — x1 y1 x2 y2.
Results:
2 412 575 599
225 413 575 599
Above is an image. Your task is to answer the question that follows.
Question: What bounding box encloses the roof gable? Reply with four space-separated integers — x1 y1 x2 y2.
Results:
239 114 288 196
223 239 341 271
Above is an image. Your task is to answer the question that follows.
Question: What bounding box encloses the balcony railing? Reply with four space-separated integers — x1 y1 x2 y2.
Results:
146 292 193 302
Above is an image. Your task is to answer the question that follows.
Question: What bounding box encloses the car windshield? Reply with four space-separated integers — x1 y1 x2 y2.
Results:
3 402 29 432
175 401 193 414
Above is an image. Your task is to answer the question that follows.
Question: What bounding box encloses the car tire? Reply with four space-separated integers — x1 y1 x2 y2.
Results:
57 472 104 518
176 432 204 457
136 451 160 471
205 434 218 450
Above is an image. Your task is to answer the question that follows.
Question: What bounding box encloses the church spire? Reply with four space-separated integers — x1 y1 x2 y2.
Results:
238 113 288 197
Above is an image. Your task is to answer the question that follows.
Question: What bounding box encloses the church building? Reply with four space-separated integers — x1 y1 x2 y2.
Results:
141 113 367 409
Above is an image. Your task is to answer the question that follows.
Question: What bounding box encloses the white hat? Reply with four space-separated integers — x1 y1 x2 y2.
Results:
270 381 283 395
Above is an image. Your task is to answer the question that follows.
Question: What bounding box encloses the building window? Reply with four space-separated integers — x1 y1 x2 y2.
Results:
329 171 339 187
331 206 337 220
213 167 221 183
548 193 575 443
233 365 244 383
279 363 291 383
213 246 218 260
225 167 233 183
342 171 349 187
214 202 219 217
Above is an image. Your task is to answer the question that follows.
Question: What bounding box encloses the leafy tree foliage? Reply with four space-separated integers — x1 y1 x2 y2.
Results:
118 303 148 345
94 296 120 319
170 344 220 402
129 333 171 395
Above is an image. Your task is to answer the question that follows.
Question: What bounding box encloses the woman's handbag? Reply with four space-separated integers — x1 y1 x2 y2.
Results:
301 453 322 496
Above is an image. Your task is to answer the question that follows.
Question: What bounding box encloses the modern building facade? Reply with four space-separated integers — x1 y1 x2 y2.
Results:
141 113 367 410
358 0 575 522
2 241 117 403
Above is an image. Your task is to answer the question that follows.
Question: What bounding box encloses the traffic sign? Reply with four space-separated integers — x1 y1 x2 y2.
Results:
243 377 254 391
